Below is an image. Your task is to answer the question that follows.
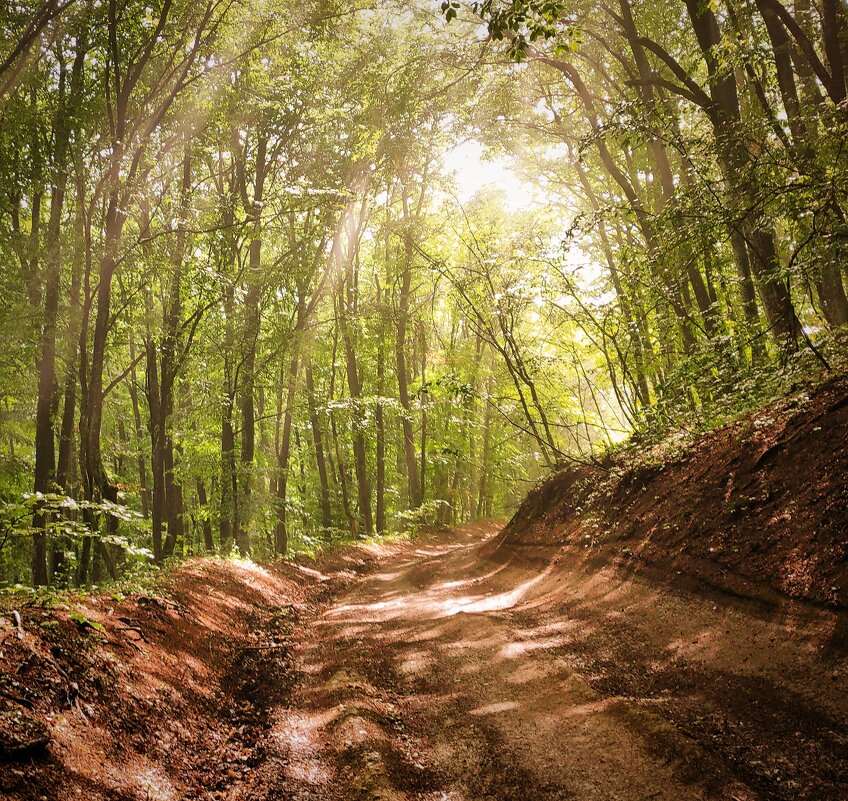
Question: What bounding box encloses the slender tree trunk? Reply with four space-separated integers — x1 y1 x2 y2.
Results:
375 281 386 536
275 350 300 555
295 428 310 532
196 479 215 552
220 387 236 553
163 438 183 556
145 336 166 561
418 321 427 504
127 341 149 519
220 190 237 553
305 362 332 530
396 190 421 508
476 372 495 519
329 324 356 536
727 229 767 361
237 136 267 556
56 150 87 498
79 168 123 511
159 143 192 557
338 285 373 537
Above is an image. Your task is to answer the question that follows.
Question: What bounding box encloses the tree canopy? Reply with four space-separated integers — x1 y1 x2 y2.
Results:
0 0 845 586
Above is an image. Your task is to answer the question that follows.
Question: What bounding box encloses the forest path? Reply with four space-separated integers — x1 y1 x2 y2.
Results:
257 522 847 801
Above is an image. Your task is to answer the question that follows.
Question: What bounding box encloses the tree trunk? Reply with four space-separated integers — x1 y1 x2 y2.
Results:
127 341 149 518
375 281 386 536
219 190 238 553
274 350 300 556
329 323 356 537
163 438 184 557
338 286 373 537
418 321 427 504
396 191 422 508
196 479 215 552
476 372 495 519
305 362 332 531
145 337 166 561
236 135 267 556
79 170 123 509
56 148 87 497
220 387 236 553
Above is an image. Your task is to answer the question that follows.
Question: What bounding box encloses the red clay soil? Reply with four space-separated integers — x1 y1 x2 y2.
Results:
0 546 380 800
504 374 848 609
290 523 847 801
1 381 847 801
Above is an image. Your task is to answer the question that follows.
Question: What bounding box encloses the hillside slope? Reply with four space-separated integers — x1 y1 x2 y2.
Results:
499 376 848 609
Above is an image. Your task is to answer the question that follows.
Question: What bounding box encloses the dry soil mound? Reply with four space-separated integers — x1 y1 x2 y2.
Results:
496 375 848 608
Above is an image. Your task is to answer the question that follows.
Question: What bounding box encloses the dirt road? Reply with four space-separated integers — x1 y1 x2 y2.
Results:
255 522 847 801
5 522 845 801
7 380 848 801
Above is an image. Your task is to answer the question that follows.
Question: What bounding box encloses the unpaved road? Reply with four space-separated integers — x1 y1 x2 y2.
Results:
244 523 848 801
5 523 846 801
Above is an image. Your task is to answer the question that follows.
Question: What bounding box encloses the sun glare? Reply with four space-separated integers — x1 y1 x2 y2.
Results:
440 139 604 288
441 140 538 211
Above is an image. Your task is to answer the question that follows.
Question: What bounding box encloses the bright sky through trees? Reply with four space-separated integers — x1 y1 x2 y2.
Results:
1 0 847 588
442 139 537 209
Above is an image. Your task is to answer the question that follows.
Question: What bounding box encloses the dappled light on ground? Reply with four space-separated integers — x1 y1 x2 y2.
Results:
2 521 846 800
277 522 847 801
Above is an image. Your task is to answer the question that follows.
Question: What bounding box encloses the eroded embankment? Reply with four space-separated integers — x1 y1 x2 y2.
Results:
498 375 848 609
0 547 378 800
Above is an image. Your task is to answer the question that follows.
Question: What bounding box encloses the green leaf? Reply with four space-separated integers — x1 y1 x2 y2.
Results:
69 611 106 634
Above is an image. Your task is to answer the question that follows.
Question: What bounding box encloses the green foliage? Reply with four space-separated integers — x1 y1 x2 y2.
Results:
68 610 106 634
395 500 452 534
1 0 846 588
0 493 149 587
444 1 577 60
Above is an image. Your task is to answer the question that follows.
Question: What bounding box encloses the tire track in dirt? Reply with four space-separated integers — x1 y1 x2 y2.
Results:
265 522 846 801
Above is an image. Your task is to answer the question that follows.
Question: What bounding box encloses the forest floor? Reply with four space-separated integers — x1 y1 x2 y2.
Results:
2 378 847 801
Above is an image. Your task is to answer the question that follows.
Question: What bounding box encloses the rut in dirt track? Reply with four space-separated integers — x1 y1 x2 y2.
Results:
258 522 847 801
